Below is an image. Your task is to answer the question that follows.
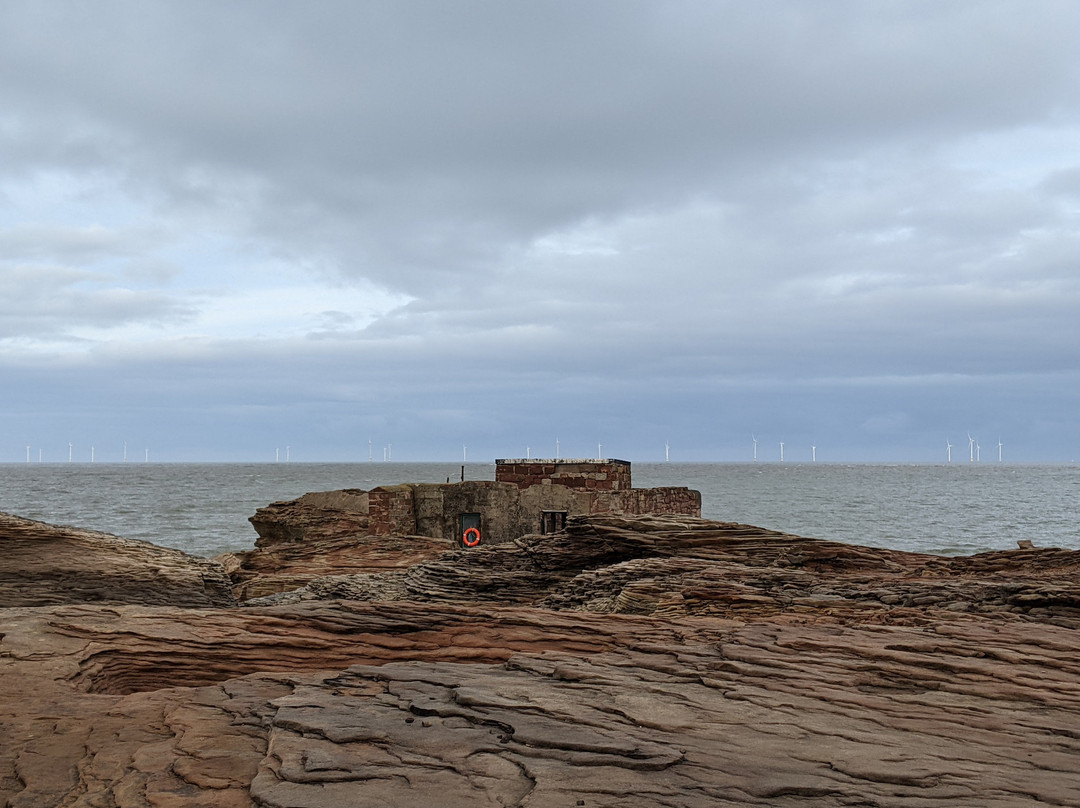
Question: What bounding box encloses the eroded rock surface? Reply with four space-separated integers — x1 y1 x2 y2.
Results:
0 511 235 608
248 489 374 544
247 515 1080 630
4 511 1080 806
4 601 1080 806
229 491 450 599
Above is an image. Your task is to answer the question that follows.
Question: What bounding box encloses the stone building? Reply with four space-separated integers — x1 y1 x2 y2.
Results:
365 459 700 547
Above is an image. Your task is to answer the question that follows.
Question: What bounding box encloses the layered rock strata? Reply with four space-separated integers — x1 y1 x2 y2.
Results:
0 511 235 608
4 601 1080 806
245 515 1080 630
3 509 1080 806
227 490 450 599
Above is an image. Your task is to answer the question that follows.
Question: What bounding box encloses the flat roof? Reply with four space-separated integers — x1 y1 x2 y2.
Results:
495 458 630 465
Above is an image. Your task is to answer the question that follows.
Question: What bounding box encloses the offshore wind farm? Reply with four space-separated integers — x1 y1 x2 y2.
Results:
6 425 1028 464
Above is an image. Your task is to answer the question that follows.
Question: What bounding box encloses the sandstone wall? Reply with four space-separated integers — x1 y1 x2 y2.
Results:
495 459 632 491
618 486 701 517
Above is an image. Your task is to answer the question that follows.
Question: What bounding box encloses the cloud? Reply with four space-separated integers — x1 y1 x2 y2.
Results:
1 1 1080 460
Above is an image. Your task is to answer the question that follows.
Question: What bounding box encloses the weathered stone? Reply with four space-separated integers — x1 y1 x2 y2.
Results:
5 510 1080 806
225 531 451 600
247 489 373 544
4 600 1080 806
0 511 235 608
254 514 1080 628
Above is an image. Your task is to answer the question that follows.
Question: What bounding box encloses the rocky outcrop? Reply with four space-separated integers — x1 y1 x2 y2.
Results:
246 515 1080 629
0 511 235 608
224 532 452 601
4 509 1080 806
248 489 374 544
231 490 451 599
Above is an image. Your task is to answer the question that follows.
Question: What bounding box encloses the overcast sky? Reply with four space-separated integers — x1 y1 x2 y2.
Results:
2 1 1079 463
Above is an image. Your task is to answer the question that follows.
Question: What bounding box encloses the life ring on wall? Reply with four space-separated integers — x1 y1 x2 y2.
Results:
462 527 481 547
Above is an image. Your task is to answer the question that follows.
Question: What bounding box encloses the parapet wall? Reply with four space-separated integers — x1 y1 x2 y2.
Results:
495 459 632 491
613 487 701 518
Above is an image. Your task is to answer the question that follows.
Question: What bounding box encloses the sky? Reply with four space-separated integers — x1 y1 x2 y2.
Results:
2 1 1080 464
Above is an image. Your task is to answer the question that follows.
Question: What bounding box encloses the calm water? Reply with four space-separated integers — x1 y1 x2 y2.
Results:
0 462 1076 558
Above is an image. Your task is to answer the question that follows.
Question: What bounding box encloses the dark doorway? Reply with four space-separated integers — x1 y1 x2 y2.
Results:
459 512 482 547
541 510 568 534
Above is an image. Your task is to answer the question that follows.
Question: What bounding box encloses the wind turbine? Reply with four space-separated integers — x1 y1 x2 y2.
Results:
68 442 73 463
555 437 560 459
997 439 1003 463
976 440 981 463
752 434 758 462
665 441 670 462
779 441 785 462
967 434 975 463
946 439 952 463
811 443 817 463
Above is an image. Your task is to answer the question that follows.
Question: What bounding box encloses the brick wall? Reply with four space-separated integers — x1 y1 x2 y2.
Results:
367 485 416 536
495 459 632 491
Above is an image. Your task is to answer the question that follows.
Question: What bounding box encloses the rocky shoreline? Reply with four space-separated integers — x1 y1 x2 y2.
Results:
3 503 1080 806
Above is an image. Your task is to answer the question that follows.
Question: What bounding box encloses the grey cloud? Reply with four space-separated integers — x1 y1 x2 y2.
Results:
1039 167 1080 198
0 224 167 265
2 1 1080 460
0 265 193 339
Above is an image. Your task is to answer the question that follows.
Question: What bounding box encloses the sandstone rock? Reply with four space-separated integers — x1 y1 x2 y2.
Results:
248 489 373 544
252 514 1080 629
226 532 452 601
5 510 1080 806
3 601 1080 806
0 511 235 608
231 490 451 599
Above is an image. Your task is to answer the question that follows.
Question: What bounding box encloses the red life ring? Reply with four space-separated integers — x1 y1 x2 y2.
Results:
462 527 481 547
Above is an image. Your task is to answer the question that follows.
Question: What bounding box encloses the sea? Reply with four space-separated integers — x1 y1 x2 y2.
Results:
1 461 1077 559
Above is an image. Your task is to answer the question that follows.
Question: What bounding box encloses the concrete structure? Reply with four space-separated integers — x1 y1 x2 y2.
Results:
366 459 700 547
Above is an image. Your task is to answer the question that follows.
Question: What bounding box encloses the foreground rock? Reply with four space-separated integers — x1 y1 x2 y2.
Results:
248 514 1080 629
4 511 1080 806
3 600 1080 806
0 511 235 608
